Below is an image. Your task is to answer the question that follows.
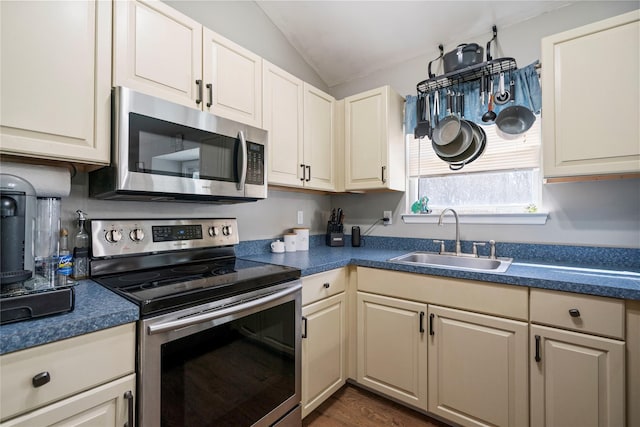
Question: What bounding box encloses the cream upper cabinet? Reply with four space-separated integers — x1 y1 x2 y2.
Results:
0 0 111 165
113 0 203 109
113 0 262 127
357 291 428 410
263 61 305 187
428 305 529 427
542 10 640 178
263 61 336 190
344 86 405 191
203 28 262 127
303 83 336 191
301 269 347 418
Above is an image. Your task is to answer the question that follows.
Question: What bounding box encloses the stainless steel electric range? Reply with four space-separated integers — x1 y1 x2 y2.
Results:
90 218 302 427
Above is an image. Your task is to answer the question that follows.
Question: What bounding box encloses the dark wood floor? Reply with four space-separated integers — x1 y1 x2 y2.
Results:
303 385 451 427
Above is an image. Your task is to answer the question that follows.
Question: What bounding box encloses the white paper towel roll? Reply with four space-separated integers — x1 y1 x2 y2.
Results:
0 162 71 198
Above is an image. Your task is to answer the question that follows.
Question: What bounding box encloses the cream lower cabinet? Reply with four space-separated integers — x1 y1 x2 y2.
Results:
530 288 626 427
301 269 347 418
541 10 640 178
344 86 405 191
0 0 111 165
0 324 136 426
428 305 529 427
357 292 428 409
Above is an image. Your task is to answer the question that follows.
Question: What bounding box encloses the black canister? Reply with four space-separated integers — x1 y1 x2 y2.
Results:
351 226 361 247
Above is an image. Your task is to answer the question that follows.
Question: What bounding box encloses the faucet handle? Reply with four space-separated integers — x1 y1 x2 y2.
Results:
472 242 486 257
433 239 445 254
489 240 497 259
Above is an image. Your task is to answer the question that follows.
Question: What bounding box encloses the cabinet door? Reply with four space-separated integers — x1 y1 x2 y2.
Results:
1 374 135 427
263 61 304 187
203 28 262 127
542 10 640 177
531 324 625 427
113 0 202 109
301 293 346 418
357 292 428 409
344 88 387 190
304 83 336 191
0 0 111 164
428 306 529 427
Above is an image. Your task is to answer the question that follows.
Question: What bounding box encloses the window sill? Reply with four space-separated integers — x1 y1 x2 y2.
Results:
401 211 549 225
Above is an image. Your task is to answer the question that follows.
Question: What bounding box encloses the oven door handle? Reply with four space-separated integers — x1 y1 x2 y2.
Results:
147 283 301 335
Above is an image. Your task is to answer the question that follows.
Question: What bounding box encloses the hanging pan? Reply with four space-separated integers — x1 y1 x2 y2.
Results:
495 79 536 135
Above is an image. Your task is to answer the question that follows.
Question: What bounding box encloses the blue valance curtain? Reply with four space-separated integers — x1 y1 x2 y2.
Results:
405 61 542 134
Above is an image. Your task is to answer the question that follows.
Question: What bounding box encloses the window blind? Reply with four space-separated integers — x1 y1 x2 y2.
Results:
408 115 541 177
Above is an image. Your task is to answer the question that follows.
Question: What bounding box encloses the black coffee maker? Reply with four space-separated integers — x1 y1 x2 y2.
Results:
0 174 36 285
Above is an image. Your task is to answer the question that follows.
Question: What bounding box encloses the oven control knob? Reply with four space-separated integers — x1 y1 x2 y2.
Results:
208 226 219 237
222 225 233 236
105 229 122 243
129 228 145 242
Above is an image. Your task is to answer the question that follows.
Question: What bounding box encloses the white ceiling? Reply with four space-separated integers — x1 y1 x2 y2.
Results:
256 1 573 88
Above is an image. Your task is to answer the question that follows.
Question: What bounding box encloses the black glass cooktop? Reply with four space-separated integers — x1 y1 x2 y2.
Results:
93 258 300 317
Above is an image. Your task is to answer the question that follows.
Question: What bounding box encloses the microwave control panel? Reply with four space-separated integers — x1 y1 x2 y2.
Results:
246 142 264 185
91 218 239 258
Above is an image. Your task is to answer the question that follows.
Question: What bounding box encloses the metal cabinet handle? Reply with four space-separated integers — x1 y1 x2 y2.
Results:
124 390 134 427
429 313 435 336
206 83 213 107
569 309 581 318
534 334 542 362
381 166 387 183
300 164 306 182
306 165 311 182
32 371 50 388
195 79 203 105
323 282 330 289
302 316 308 338
419 311 425 333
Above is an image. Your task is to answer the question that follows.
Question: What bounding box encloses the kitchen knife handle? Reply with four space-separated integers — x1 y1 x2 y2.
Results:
302 316 308 338
534 334 542 362
195 79 203 105
419 311 425 333
206 83 213 108
124 390 134 427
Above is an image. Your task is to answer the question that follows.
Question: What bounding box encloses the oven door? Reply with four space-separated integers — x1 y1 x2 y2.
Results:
139 280 302 427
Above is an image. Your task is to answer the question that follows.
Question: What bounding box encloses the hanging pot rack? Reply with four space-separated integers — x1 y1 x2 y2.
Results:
417 25 517 94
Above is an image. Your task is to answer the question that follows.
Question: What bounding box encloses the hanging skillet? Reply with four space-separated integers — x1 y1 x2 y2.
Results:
495 79 536 135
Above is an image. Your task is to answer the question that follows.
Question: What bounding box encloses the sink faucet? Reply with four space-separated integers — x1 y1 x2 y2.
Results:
438 208 461 255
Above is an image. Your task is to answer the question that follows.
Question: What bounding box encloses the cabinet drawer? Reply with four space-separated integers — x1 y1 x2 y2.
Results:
302 268 346 306
530 289 625 339
0 324 135 421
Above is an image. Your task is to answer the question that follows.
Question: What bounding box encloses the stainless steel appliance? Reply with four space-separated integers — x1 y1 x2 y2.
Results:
89 87 268 203
90 218 302 427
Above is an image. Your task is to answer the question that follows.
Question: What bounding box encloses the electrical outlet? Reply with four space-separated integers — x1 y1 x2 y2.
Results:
383 210 392 226
297 210 304 225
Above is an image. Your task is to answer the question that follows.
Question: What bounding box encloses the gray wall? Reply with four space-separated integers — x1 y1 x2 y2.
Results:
329 2 640 249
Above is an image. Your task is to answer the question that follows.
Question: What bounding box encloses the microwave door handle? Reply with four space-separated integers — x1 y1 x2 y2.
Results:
237 131 247 191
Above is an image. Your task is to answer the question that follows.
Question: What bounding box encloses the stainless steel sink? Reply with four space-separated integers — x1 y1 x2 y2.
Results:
388 251 513 273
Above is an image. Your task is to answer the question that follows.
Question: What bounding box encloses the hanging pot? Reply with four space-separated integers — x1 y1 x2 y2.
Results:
443 44 484 73
495 83 536 135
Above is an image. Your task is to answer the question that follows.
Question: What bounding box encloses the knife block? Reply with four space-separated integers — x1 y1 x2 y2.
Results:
326 232 344 247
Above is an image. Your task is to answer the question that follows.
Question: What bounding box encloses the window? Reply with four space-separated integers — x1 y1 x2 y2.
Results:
406 116 546 223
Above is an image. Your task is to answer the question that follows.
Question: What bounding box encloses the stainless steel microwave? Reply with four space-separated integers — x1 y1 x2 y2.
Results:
89 87 267 203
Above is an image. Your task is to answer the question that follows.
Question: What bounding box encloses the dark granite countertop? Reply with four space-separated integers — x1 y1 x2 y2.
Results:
2 237 638 355
0 280 139 355
241 245 640 301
